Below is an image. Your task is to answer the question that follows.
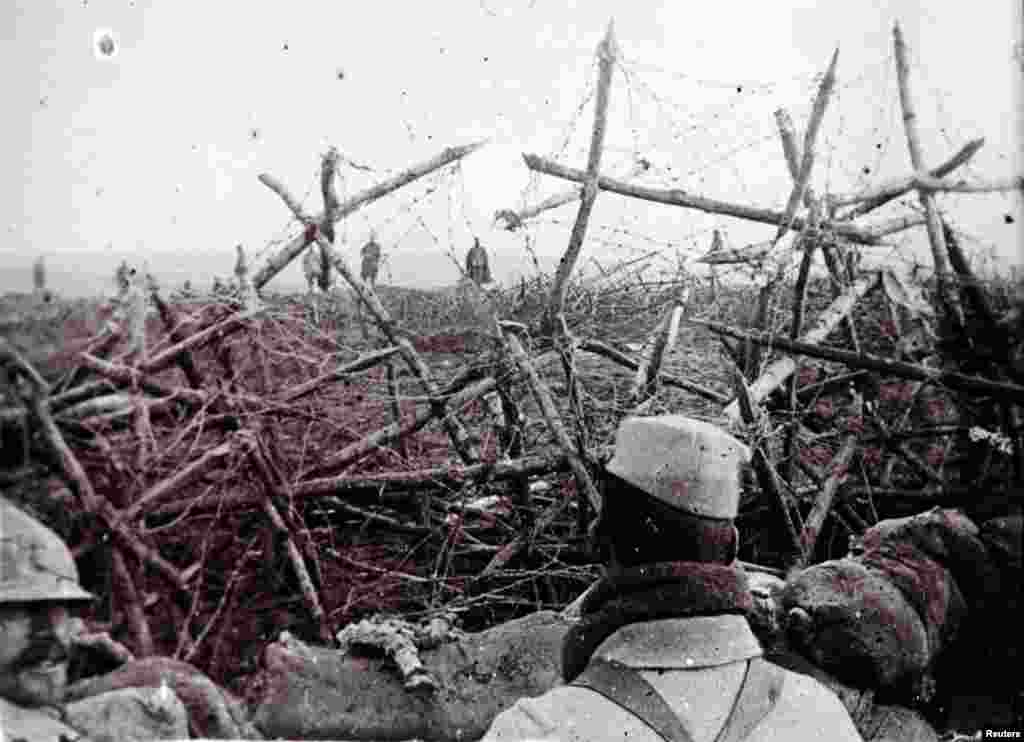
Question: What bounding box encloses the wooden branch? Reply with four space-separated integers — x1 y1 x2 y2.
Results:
700 320 1024 404
746 279 776 380
522 154 907 246
870 413 944 486
110 548 154 657
282 345 401 403
775 49 838 243
775 109 802 183
505 332 601 515
941 220 1001 333
327 501 431 535
258 175 479 465
310 376 497 478
542 20 617 337
697 240 772 266
76 354 289 425
0 340 189 594
52 324 123 395
911 173 1023 194
297 451 572 499
629 292 686 412
791 230 819 340
252 141 485 290
838 138 985 218
578 339 729 404
893 22 964 329
795 433 858 568
247 433 334 646
721 272 880 421
140 310 255 376
76 354 205 407
150 291 204 389
386 359 408 460
786 218 821 487
151 450 584 521
321 147 340 243
123 439 237 521
730 365 802 554
496 158 649 231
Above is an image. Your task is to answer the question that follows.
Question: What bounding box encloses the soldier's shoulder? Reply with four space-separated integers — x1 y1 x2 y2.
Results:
767 667 863 740
481 684 654 742
65 684 189 741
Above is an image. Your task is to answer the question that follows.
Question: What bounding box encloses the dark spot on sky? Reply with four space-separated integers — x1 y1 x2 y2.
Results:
282 42 289 51
736 85 742 93
97 35 116 56
483 56 489 62
1005 214 1015 224
862 166 871 175
336 68 345 80
250 128 260 140
439 47 445 54
95 187 103 197
39 96 48 107
876 143 882 149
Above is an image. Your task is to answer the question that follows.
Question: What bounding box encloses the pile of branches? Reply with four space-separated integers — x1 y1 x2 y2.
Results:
1 259 724 694
695 224 1024 569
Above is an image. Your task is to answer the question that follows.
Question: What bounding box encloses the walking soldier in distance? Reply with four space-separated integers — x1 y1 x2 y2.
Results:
482 416 862 741
361 232 382 289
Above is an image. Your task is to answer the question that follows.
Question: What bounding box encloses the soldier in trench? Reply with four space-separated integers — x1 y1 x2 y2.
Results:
0 497 190 739
482 415 862 741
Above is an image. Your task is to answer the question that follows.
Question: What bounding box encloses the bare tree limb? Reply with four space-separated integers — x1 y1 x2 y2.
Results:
252 141 485 290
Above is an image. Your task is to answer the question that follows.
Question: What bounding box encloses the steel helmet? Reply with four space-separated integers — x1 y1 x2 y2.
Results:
0 498 94 604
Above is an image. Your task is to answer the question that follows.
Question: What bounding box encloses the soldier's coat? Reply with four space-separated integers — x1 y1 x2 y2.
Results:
482 615 862 742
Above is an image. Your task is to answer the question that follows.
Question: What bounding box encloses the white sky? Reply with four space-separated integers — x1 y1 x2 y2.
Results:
4 0 1022 296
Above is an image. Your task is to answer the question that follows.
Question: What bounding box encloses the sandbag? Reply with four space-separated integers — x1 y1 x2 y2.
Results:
780 558 931 690
250 610 569 741
65 656 263 739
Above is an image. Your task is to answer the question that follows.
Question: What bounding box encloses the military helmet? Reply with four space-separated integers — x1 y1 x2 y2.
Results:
0 498 94 604
606 416 750 519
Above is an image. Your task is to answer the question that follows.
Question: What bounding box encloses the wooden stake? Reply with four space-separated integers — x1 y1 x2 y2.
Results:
542 20 617 337
795 433 859 568
893 22 965 329
701 319 1024 404
505 332 601 515
775 49 838 243
838 138 985 218
721 272 880 421
522 154 920 245
258 174 479 465
496 158 649 231
252 141 485 290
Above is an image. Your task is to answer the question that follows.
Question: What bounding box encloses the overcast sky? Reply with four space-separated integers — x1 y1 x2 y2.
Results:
4 0 1022 297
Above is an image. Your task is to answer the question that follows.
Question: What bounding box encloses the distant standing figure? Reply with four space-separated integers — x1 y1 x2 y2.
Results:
466 237 492 286
361 233 381 289
302 244 332 293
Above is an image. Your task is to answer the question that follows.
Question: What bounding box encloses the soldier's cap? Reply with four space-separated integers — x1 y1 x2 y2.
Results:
606 415 751 520
0 498 94 604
